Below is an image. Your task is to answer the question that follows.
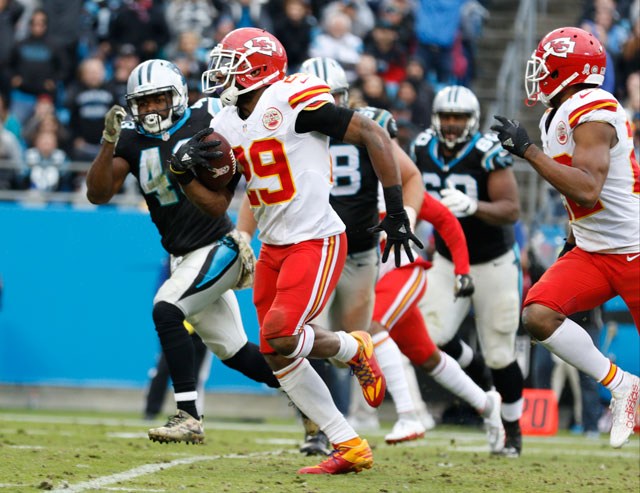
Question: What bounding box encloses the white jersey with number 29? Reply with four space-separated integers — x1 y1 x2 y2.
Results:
211 73 345 246
539 88 640 253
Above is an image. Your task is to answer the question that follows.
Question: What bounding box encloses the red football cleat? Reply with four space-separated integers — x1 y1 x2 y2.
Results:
348 331 386 408
298 439 373 474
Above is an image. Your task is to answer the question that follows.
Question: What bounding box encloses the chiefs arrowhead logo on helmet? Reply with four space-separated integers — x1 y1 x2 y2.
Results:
542 37 576 59
244 36 278 56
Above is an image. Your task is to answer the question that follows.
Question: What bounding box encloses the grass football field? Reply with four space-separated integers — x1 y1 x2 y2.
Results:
0 409 638 493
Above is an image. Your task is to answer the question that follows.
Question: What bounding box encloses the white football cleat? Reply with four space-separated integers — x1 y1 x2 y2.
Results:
385 418 426 444
483 390 505 453
609 372 639 448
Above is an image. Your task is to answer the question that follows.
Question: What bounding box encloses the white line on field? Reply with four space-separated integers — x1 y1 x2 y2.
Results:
49 449 288 493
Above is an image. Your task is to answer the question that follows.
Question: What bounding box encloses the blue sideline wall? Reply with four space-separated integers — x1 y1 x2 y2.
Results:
0 203 268 393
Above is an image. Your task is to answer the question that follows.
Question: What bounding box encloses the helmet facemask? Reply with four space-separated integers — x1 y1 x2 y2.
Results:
127 90 180 134
202 47 284 107
431 85 480 149
126 59 188 135
433 112 477 149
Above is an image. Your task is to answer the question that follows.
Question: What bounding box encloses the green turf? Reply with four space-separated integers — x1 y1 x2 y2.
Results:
0 409 638 492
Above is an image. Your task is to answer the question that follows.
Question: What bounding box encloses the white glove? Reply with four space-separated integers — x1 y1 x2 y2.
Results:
228 229 256 290
440 188 478 217
102 105 126 144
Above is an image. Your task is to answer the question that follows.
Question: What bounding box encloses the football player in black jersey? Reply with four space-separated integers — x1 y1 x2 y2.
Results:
293 57 430 449
412 85 525 457
86 59 281 444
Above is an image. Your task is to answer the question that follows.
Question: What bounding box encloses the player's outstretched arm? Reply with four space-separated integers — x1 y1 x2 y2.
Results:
492 116 613 208
86 106 130 204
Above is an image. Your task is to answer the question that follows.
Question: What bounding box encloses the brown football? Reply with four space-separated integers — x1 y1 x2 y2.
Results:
194 130 237 191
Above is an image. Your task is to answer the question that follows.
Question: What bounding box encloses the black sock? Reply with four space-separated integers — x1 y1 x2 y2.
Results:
441 338 493 390
153 301 197 416
222 342 280 388
491 360 524 405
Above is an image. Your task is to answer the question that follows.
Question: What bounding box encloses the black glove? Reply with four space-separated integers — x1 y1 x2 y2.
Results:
490 115 533 158
169 127 223 184
368 186 424 267
454 274 475 299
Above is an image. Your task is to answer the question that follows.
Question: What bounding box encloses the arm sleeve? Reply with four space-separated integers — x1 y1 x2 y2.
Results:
419 191 470 275
295 103 354 141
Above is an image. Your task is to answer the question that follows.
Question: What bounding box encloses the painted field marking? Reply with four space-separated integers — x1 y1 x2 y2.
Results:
50 449 289 493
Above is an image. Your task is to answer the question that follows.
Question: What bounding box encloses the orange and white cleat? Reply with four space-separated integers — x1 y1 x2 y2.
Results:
298 439 373 474
348 331 386 408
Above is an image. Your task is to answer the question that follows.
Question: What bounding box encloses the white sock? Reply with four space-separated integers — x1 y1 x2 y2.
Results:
429 352 487 411
275 358 356 444
501 398 524 422
372 331 415 415
457 340 474 368
333 331 359 363
539 318 611 382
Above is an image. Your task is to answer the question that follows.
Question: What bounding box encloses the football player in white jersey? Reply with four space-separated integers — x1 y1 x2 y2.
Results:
492 26 640 449
170 28 422 474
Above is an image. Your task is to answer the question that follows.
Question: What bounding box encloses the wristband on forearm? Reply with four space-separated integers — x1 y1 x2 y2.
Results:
171 168 195 186
383 185 404 215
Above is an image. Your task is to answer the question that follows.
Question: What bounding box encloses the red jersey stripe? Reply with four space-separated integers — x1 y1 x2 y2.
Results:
568 99 618 128
288 85 330 109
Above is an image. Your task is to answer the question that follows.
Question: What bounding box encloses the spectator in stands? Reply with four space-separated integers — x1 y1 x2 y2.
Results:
25 129 73 192
620 0 640 84
164 0 222 40
77 0 116 62
211 15 236 46
321 0 373 39
0 107 24 191
22 95 71 154
363 20 407 90
107 0 170 62
65 57 116 161
227 0 273 31
272 0 317 73
360 73 392 109
413 0 465 85
106 44 141 108
459 0 489 85
624 71 640 160
0 0 25 100
580 0 631 95
0 92 21 144
8 8 67 125
41 0 84 83
377 1 416 49
309 9 362 82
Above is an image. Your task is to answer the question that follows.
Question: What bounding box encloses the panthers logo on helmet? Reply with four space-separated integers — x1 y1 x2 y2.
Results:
542 37 576 58
244 36 278 56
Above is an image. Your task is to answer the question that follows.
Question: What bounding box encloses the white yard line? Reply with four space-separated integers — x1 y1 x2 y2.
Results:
49 449 289 493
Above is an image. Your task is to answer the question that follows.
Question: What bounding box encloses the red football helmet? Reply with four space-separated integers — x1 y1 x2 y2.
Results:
201 28 288 107
525 27 606 106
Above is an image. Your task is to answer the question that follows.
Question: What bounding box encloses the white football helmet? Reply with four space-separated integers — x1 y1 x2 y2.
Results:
432 85 480 148
126 59 188 134
300 56 349 107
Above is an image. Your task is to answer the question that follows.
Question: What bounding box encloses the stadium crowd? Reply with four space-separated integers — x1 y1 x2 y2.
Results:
0 0 633 194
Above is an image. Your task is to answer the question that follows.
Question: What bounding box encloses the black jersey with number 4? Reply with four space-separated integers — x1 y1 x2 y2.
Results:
114 99 233 256
411 129 515 264
329 106 397 254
